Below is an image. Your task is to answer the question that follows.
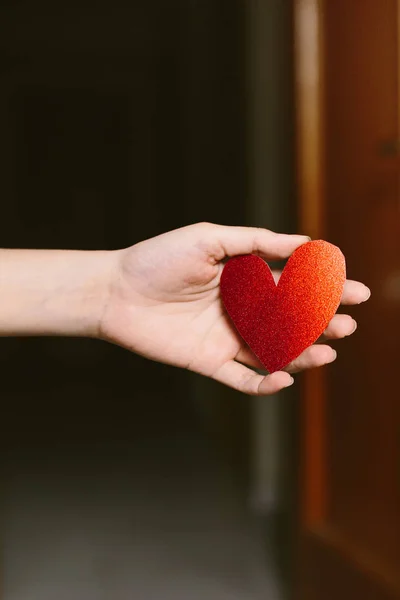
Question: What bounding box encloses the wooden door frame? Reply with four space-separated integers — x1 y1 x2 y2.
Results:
293 2 400 597
293 0 327 533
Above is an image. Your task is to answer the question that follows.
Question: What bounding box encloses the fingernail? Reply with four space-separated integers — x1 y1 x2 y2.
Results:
285 376 295 387
349 320 357 335
330 349 337 362
363 286 371 301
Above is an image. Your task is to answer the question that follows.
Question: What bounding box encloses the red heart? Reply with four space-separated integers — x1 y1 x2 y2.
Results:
220 240 346 373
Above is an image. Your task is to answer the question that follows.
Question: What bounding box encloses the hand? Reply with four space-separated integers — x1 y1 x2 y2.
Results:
100 223 370 395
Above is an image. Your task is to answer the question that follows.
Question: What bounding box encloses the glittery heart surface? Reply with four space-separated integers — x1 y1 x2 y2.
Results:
220 240 346 373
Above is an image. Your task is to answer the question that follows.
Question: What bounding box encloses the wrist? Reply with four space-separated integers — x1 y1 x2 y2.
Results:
64 250 119 339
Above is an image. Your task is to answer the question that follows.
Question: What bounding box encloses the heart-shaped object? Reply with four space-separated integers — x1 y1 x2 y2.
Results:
220 240 346 373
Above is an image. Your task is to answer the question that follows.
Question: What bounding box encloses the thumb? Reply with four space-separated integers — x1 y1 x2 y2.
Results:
207 224 310 261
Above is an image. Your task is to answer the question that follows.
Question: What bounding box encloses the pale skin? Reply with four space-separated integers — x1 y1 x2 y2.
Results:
0 223 370 395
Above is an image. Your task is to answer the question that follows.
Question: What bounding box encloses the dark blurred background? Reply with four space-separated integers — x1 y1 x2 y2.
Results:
0 2 297 599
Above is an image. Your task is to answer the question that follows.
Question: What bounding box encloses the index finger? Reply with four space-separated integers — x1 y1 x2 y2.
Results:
341 280 371 305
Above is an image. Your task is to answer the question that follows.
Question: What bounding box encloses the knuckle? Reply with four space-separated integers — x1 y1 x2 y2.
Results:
196 221 214 230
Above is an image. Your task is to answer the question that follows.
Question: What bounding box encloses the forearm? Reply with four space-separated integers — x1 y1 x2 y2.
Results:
0 249 116 338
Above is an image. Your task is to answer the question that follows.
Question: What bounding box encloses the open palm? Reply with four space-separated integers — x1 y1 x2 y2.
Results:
100 223 370 395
